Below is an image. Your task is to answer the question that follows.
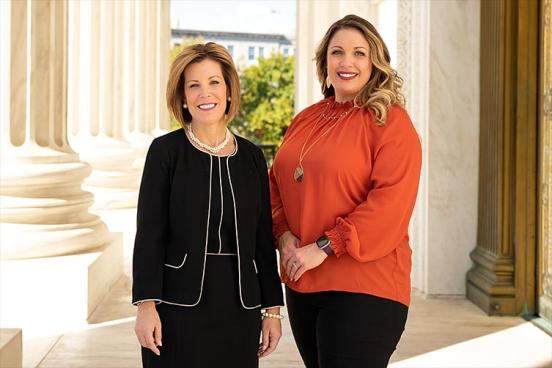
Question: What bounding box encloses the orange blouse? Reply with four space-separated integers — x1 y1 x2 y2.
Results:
270 96 422 306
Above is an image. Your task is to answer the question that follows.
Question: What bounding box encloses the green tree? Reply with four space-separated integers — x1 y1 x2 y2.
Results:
233 54 295 146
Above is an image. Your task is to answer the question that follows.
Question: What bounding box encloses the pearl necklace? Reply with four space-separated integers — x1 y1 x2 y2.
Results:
187 125 231 154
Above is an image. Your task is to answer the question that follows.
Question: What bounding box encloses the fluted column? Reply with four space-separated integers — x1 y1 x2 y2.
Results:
122 0 136 140
0 0 12 150
126 0 171 169
396 0 430 293
154 0 171 134
0 0 111 260
113 0 124 140
393 0 482 298
126 0 150 149
539 0 552 325
67 0 172 209
142 1 154 139
467 0 538 315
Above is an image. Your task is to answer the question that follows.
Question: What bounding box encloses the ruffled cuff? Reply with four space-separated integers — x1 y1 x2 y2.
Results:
325 222 348 258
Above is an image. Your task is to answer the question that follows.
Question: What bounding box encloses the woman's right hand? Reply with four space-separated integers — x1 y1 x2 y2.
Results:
135 301 162 356
278 231 300 275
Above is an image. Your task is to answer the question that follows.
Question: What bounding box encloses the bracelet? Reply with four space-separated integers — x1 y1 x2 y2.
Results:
262 312 284 320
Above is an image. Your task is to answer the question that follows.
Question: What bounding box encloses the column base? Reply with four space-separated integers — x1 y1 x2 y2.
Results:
466 247 516 315
466 278 516 316
87 187 138 210
72 135 142 210
0 233 123 337
0 329 22 368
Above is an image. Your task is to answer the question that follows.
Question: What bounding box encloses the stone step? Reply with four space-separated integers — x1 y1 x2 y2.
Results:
0 329 22 368
0 234 123 339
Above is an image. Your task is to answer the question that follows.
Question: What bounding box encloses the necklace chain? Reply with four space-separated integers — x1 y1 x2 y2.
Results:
294 103 355 182
187 125 231 153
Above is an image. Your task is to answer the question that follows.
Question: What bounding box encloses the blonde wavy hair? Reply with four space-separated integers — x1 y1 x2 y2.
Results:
166 42 241 127
315 14 404 125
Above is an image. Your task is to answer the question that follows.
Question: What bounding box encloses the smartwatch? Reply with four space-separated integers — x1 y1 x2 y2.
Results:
316 235 334 256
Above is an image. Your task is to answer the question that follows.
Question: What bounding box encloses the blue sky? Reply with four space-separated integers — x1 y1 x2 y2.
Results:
170 0 297 38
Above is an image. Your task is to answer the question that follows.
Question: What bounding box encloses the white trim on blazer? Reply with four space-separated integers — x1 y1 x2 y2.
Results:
169 154 213 307
164 253 188 269
217 156 224 254
226 155 262 309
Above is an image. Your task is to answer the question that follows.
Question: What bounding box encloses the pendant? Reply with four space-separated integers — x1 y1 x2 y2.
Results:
294 165 304 182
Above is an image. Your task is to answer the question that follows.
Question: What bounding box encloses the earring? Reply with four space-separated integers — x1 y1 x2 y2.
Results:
224 97 231 115
182 102 192 121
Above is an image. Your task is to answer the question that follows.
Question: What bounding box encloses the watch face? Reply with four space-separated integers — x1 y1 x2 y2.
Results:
317 236 329 248
316 235 333 256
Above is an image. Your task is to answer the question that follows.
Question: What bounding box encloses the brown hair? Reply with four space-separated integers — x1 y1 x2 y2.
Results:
166 42 241 127
315 14 404 125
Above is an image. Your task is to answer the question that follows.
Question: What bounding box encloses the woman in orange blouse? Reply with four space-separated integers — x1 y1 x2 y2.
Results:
270 15 422 368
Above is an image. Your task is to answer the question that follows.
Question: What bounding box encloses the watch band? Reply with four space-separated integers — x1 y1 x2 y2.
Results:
316 235 334 256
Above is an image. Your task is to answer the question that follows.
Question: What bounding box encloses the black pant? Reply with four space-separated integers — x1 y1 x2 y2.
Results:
286 287 408 368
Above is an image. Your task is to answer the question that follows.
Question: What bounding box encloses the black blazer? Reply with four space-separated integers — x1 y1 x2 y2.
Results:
132 129 284 309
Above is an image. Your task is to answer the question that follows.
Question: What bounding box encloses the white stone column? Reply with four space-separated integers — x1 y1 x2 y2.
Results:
64 0 170 273
396 0 431 295
0 0 123 340
113 0 124 140
0 0 111 260
69 0 155 211
396 0 480 296
126 0 171 169
122 0 136 139
154 0 171 134
127 0 150 148
143 0 155 138
146 0 171 136
0 0 13 151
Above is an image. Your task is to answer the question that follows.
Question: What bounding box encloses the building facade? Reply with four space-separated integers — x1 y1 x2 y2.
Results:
171 28 294 69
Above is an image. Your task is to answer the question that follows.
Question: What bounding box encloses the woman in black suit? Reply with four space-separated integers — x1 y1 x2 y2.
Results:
132 42 284 368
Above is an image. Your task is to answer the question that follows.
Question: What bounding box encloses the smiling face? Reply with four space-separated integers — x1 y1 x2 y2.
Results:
326 27 372 102
183 58 228 125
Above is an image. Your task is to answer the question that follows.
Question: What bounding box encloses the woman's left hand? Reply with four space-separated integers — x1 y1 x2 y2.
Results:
285 243 328 282
258 314 282 358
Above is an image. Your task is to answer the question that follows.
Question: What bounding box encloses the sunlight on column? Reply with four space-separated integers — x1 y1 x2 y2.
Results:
378 0 397 68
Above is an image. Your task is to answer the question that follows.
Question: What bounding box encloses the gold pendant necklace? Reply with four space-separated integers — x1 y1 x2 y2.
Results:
294 164 305 182
294 103 355 183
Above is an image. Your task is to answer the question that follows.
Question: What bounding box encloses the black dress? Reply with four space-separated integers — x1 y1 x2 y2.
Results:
138 134 276 368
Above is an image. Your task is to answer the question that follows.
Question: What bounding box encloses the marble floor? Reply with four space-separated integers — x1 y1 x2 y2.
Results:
24 273 550 368
19 209 552 368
